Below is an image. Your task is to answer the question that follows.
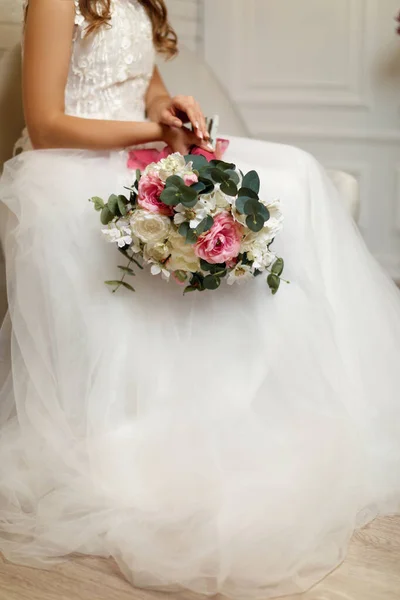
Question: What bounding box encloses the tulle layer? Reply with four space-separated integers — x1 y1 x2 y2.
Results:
1 139 400 599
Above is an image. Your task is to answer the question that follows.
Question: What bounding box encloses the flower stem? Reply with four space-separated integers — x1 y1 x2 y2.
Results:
112 256 134 293
266 268 290 284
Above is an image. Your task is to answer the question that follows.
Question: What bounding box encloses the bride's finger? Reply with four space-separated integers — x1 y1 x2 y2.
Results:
187 130 214 152
194 102 209 140
160 109 182 128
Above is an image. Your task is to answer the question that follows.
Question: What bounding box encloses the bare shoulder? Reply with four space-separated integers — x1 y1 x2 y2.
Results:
24 0 76 28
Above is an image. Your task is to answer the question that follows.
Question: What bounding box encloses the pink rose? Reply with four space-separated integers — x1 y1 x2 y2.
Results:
138 173 173 216
183 173 198 186
195 212 242 264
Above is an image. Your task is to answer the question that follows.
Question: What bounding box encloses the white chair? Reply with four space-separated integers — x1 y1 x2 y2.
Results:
0 44 360 321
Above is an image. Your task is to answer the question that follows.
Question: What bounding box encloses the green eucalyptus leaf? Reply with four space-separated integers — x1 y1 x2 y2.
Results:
198 165 213 177
238 187 259 199
183 285 198 294
180 185 198 207
243 198 262 216
130 257 144 270
165 175 184 188
203 274 221 290
105 280 122 287
185 154 208 170
198 177 215 194
120 281 136 292
235 196 248 214
117 195 128 216
118 247 130 258
100 206 114 225
220 180 238 197
90 196 105 211
107 194 119 216
191 181 206 194
160 186 181 206
211 168 229 183
210 266 227 277
200 259 212 271
118 265 135 276
258 203 270 221
191 272 205 290
210 160 235 171
136 169 141 183
178 222 190 237
242 170 260 194
246 213 265 232
185 228 198 244
267 273 280 295
243 199 270 223
271 257 284 277
225 169 240 184
194 215 214 236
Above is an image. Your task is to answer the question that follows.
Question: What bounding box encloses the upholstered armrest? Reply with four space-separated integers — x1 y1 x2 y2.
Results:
327 169 360 221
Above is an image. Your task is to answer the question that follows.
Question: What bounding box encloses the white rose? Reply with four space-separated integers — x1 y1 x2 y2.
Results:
130 210 171 244
144 242 170 263
145 153 194 183
167 231 200 272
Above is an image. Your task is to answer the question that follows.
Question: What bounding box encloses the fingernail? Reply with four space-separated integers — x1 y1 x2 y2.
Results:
195 121 200 129
207 143 214 151
198 132 204 140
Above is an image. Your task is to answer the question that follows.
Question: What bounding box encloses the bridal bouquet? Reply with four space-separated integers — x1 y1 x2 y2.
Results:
91 152 286 294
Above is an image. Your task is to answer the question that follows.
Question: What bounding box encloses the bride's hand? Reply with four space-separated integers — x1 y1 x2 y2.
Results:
156 96 209 141
162 125 214 156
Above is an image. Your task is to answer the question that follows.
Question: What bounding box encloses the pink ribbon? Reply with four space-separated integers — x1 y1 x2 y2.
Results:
127 138 230 171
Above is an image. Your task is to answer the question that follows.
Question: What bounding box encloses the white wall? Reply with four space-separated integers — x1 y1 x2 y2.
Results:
202 0 400 280
0 0 21 60
166 0 203 53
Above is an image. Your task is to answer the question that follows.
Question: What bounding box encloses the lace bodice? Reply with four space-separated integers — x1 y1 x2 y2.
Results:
16 0 155 152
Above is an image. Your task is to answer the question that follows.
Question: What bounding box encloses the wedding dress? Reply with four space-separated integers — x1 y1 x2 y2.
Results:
1 2 400 599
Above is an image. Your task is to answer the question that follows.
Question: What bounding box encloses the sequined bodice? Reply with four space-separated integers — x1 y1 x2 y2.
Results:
17 0 155 152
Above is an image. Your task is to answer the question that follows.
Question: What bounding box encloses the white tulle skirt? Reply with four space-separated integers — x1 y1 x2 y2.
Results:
1 138 400 600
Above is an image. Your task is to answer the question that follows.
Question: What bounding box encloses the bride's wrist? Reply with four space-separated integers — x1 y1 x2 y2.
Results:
147 95 171 122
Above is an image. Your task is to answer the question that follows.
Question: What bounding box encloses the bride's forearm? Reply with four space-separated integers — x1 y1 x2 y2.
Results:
29 114 165 150
145 67 171 123
147 94 171 123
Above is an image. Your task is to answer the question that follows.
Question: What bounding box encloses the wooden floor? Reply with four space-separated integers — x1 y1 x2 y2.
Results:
1 516 400 600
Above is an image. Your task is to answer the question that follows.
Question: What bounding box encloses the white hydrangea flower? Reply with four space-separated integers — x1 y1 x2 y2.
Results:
241 229 277 272
150 263 171 281
145 153 195 183
173 202 209 229
130 210 171 244
247 244 275 272
261 198 283 222
227 263 254 285
102 219 133 248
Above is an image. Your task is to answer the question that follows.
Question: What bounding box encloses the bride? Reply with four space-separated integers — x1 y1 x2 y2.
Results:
1 1 400 599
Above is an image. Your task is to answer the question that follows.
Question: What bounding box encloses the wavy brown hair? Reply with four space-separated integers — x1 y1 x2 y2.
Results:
81 0 178 57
